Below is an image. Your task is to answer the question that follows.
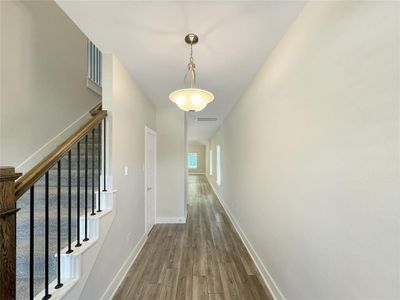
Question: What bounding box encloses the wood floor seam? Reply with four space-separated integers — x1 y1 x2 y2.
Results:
113 175 273 300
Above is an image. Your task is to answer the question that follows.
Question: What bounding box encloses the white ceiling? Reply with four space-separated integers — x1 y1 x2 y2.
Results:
57 1 305 144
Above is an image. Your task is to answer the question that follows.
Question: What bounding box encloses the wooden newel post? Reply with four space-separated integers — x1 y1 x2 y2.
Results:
0 167 22 300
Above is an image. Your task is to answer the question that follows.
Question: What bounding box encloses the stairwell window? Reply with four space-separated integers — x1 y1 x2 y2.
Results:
209 150 213 176
188 153 198 169
87 40 102 95
216 145 221 185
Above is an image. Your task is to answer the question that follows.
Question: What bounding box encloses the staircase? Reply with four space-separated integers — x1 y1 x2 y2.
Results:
16 130 101 299
0 108 111 300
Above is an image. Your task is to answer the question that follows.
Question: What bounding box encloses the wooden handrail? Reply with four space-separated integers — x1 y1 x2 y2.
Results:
90 102 102 116
15 110 107 200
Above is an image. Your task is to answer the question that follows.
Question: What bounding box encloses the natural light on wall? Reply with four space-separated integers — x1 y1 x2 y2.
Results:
216 145 221 185
209 150 213 176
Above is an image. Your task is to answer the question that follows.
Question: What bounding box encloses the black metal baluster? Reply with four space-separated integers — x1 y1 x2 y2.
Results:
83 135 89 242
102 118 107 192
66 151 73 254
97 124 102 212
76 142 82 247
29 186 34 300
43 172 51 300
55 161 63 289
91 128 96 216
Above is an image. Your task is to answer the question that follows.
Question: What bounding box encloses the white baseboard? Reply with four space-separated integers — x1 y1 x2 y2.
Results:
100 233 147 300
16 102 101 173
205 176 285 300
156 217 186 224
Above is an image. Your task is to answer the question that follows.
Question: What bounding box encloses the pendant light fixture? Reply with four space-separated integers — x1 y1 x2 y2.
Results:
169 33 214 112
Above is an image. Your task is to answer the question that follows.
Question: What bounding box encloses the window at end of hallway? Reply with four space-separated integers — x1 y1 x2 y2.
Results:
209 150 213 176
188 153 198 169
216 145 221 186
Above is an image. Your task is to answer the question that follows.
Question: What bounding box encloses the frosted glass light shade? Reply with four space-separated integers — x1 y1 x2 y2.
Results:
169 88 214 112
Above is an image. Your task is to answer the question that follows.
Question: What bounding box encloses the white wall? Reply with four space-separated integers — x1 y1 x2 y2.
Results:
207 1 399 299
0 1 100 172
188 144 206 174
184 114 188 219
156 107 187 223
80 54 156 299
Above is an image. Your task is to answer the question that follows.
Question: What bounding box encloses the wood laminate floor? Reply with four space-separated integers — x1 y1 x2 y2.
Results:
113 175 272 300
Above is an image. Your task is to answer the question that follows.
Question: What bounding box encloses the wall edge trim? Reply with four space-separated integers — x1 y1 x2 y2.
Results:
156 217 186 224
100 233 148 300
16 103 100 173
205 175 285 300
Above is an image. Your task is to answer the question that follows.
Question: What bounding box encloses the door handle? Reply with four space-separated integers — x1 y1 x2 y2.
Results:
147 187 152 191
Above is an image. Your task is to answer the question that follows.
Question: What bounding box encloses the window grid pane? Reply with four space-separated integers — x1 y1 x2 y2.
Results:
188 153 198 169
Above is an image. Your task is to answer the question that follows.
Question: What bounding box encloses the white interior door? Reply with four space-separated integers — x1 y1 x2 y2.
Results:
145 127 156 234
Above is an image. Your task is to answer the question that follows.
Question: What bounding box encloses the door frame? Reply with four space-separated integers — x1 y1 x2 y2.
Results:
145 126 157 235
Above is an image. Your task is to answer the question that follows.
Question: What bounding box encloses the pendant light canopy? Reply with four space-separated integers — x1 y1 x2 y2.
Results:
169 33 214 112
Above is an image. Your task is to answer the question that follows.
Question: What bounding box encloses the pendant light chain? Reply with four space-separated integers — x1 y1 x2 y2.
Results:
185 42 197 88
190 43 194 64
169 33 214 112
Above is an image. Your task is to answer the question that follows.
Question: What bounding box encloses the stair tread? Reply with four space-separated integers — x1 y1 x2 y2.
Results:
15 175 112 300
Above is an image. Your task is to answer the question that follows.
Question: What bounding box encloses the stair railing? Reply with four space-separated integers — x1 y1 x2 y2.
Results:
0 104 107 300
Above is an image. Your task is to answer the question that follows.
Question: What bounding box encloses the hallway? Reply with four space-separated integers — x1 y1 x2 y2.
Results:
114 175 272 300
